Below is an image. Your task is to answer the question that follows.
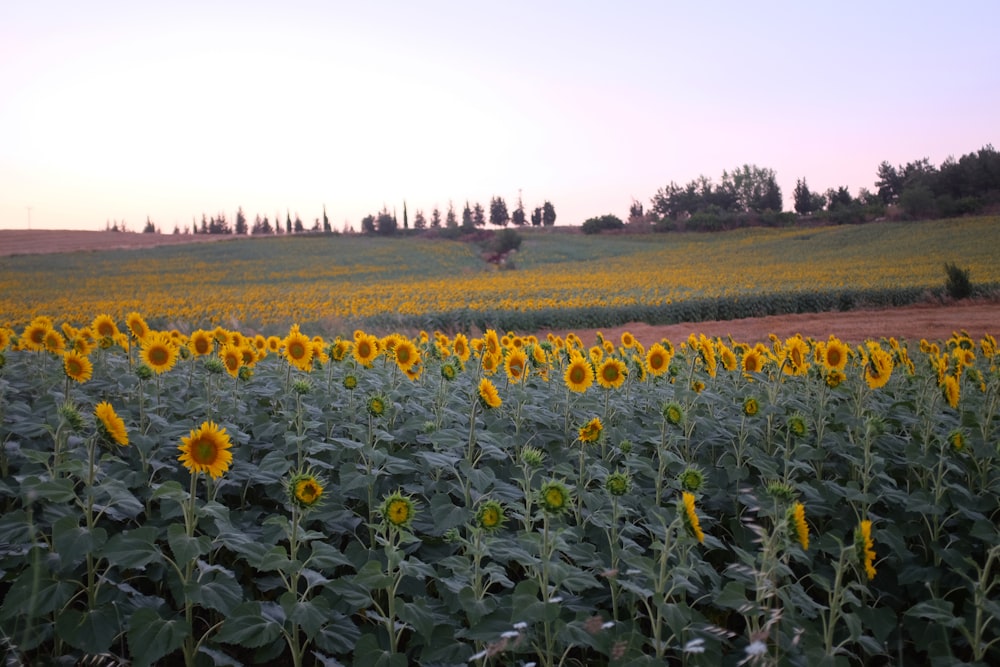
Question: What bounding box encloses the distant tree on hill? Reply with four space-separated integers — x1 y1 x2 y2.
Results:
531 206 542 227
445 201 457 229
472 202 486 228
293 214 304 233
431 206 442 229
413 209 427 230
323 205 331 232
581 214 624 234
361 214 376 234
793 178 825 214
542 200 557 226
461 201 474 230
402 201 409 230
511 193 526 226
143 217 157 233
286 212 292 234
489 196 510 227
376 207 397 235
235 207 248 235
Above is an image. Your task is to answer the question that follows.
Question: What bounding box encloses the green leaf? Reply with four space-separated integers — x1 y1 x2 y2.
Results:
167 523 210 564
353 632 408 667
0 563 75 620
127 607 191 667
306 540 353 571
52 515 108 567
21 475 77 503
55 607 120 655
905 599 965 629
396 597 441 640
215 602 285 648
281 592 328 639
151 480 189 505
312 611 362 654
100 526 163 570
186 567 244 615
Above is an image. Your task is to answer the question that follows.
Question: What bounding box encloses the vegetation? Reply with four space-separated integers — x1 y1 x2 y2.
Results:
3 217 999 335
581 215 625 235
0 316 996 665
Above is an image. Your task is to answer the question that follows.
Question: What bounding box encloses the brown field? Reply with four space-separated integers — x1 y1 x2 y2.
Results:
2 230 997 345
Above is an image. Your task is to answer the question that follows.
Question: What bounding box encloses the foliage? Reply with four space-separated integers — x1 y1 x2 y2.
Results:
652 164 782 219
945 262 973 300
581 214 625 235
2 218 1000 334
1 318 998 665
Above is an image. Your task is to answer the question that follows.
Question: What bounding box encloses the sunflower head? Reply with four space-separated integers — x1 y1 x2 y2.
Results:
178 421 233 480
59 402 85 433
662 401 684 426
680 491 705 544
605 470 631 497
765 480 797 503
95 401 128 447
440 361 459 381
596 358 627 390
825 369 846 388
786 413 808 438
381 490 416 529
203 357 225 375
292 379 312 395
287 469 325 510
578 417 603 444
63 351 94 383
538 479 572 515
477 378 502 410
742 396 760 417
366 393 389 418
678 466 704 493
474 499 505 532
787 502 809 551
947 429 965 452
520 445 545 469
854 520 877 580
343 373 358 390
564 356 594 393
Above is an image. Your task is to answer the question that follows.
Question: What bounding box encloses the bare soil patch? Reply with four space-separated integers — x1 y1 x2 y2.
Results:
538 297 999 346
0 230 227 256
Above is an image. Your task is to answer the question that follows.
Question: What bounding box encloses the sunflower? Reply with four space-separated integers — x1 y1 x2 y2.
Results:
678 466 704 492
367 394 389 418
663 401 684 426
620 331 637 349
787 413 808 438
178 421 233 479
21 320 50 351
352 333 380 367
478 378 502 410
822 337 849 372
452 333 471 363
564 355 594 393
219 344 243 378
863 343 894 390
480 351 499 376
605 470 631 497
596 357 627 390
718 344 738 372
63 350 93 383
538 479 572 515
89 314 118 341
474 499 505 532
283 327 314 372
504 347 528 384
645 343 671 376
577 416 603 443
71 329 98 355
189 329 214 357
392 338 420 373
125 312 149 341
741 347 767 377
743 396 760 417
95 401 128 446
0 327 11 351
825 369 846 388
287 469 325 510
483 329 501 358
680 492 705 544
140 332 179 374
788 502 809 550
942 374 960 408
440 362 458 382
782 336 810 375
44 328 66 354
947 429 965 451
855 520 877 580
381 490 416 529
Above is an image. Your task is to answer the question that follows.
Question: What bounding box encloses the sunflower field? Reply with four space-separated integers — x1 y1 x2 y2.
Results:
0 315 998 666
2 216 1000 334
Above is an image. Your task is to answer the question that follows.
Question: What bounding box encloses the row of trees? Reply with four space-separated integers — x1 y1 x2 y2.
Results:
359 198 557 236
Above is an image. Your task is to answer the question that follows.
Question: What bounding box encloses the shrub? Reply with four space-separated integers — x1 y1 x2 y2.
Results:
944 262 972 299
580 214 624 234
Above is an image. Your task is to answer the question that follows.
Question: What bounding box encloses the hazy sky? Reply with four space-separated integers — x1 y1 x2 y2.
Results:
2 1 998 232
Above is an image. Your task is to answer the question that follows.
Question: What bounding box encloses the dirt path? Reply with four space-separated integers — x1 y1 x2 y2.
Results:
0 230 229 256
538 298 999 346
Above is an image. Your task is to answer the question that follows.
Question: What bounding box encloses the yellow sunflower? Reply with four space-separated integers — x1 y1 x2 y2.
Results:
620 331 637 348
822 336 849 372
480 351 500 376
284 327 314 372
178 421 233 479
717 344 738 372
352 333 380 367
538 479 571 514
942 374 960 408
475 499 505 532
95 401 128 446
578 417 603 443
483 329 501 358
596 357 627 390
140 332 179 374
645 343 671 376
788 502 809 550
91 314 119 341
125 312 149 341
44 329 66 354
452 333 471 363
782 336 810 376
21 320 50 352
288 469 325 510
863 343 894 390
219 344 243 378
742 346 767 377
393 338 420 373
681 492 705 544
855 520 877 580
189 329 214 357
0 327 11 351
63 350 93 383
504 348 528 384
564 355 594 393
478 378 502 410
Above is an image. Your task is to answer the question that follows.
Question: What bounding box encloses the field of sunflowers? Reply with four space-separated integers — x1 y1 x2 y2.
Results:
0 309 997 665
2 215 1000 333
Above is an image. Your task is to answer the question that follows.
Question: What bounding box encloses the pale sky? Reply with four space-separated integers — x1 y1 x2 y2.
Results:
2 1 998 232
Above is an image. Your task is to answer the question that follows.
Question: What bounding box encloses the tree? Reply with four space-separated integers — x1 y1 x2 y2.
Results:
376 207 397 235
825 186 854 210
286 212 292 234
142 217 156 233
541 201 556 226
489 196 510 227
722 164 782 213
361 214 376 234
472 202 486 228
413 209 427 230
323 205 331 233
235 207 248 235
446 202 457 229
512 193 526 226
629 199 644 220
581 214 624 234
899 184 936 219
200 214 209 234
402 201 409 230
531 207 542 227
461 201 474 230
793 178 824 214
431 207 443 229
875 161 903 204
293 214 304 233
